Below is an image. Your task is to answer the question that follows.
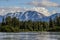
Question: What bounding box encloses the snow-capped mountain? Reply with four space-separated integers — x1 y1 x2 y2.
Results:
0 10 60 22
49 13 60 19
4 11 46 21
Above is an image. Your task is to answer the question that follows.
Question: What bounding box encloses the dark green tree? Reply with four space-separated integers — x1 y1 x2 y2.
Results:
5 16 12 26
12 17 20 27
49 17 54 29
55 15 60 26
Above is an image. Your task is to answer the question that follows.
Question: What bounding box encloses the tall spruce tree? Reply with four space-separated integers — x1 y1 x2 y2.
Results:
49 17 54 28
5 16 12 26
55 14 60 26
12 17 20 27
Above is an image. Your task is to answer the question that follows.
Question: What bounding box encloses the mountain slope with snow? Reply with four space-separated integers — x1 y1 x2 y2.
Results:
4 11 46 21
0 10 59 22
0 7 60 22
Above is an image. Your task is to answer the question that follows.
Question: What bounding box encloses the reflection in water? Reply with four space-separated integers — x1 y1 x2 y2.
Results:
0 32 60 40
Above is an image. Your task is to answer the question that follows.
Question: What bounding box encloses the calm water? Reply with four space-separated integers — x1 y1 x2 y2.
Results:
0 32 60 40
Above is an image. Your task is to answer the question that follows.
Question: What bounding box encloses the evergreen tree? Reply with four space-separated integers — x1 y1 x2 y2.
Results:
49 17 54 28
12 17 20 27
55 15 60 26
42 22 47 30
5 16 12 26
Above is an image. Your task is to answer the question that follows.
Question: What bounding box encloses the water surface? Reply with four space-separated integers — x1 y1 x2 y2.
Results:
0 32 60 40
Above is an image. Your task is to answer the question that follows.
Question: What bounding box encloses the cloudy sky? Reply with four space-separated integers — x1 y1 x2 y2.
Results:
0 0 60 16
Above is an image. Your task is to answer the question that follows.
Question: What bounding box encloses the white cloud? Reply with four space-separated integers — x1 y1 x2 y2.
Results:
27 0 60 7
26 7 50 16
0 7 52 16
0 7 26 15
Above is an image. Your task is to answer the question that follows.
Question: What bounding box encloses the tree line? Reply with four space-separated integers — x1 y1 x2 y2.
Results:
0 14 60 32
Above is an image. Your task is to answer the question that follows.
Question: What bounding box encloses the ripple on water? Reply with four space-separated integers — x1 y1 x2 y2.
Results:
0 32 60 40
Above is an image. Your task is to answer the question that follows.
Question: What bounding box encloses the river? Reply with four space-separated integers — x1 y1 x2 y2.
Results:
0 32 60 40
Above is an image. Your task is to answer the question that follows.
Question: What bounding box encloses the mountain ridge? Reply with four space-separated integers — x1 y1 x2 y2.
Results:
0 10 60 22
